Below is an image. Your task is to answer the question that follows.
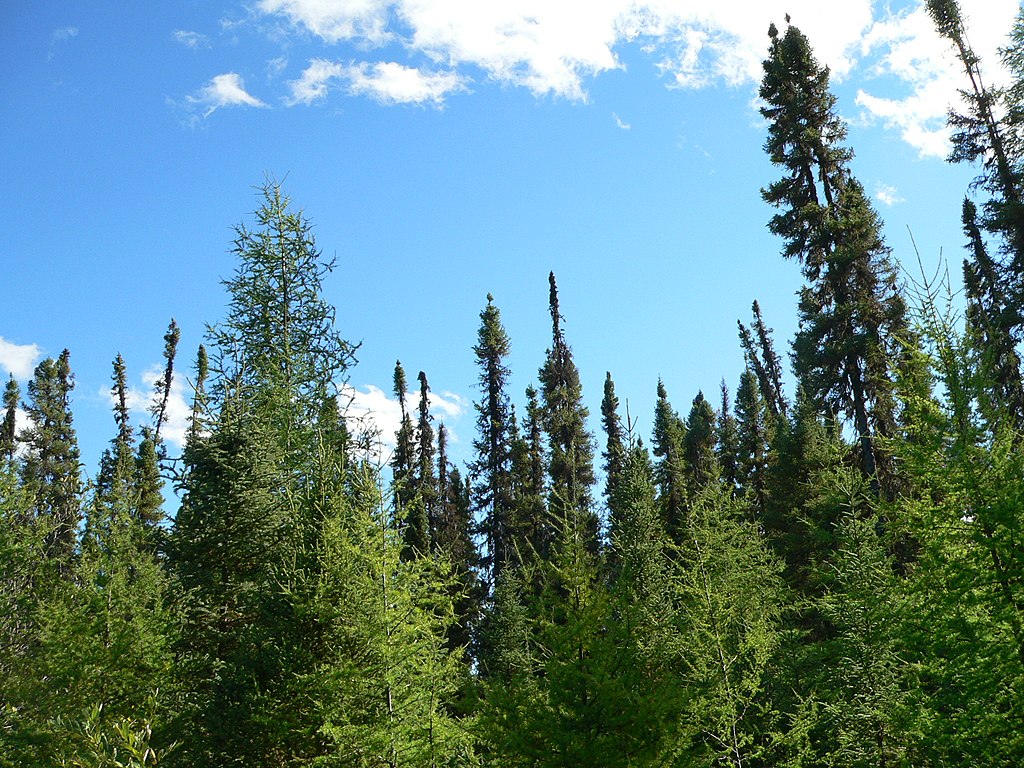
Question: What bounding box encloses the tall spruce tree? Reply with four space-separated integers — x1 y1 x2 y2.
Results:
469 294 515 583
391 360 416 523
761 21 909 485
600 372 626 511
2 376 20 462
538 273 597 553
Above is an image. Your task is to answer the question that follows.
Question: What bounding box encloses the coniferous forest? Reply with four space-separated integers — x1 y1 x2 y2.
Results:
6 4 1024 765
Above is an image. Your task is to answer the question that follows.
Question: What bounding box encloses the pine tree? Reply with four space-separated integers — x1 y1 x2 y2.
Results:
538 272 597 554
761 21 909 485
20 350 82 566
469 294 515 583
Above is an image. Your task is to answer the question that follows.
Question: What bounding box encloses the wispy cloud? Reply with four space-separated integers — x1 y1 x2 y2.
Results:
286 58 347 105
186 73 268 119
345 62 465 106
855 1 1019 158
0 338 42 380
173 29 210 49
875 183 905 207
48 26 78 60
612 112 631 130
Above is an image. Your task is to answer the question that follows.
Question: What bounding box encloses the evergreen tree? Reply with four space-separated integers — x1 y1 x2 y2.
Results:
734 370 770 514
600 372 625 510
927 0 1024 276
717 380 740 492
737 300 787 419
652 380 687 544
401 370 434 559
761 21 909 485
538 273 597 553
2 376 20 462
683 391 719 496
20 350 82 566
435 425 481 656
469 295 515 582
510 386 549 567
961 198 1024 429
391 360 416 523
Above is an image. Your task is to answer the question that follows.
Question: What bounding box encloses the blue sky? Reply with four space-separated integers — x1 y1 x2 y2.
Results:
3 0 1019 485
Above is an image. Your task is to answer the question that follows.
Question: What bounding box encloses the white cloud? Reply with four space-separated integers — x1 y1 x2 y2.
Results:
173 29 210 49
187 73 268 118
875 183 904 206
251 0 1020 156
0 338 42 380
256 0 879 101
259 0 395 45
286 58 348 104
267 55 290 78
340 382 467 460
109 365 192 450
612 111 630 130
345 61 465 105
856 1 1019 158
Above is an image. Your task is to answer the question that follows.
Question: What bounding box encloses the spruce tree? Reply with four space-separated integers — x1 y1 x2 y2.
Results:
652 379 687 543
717 381 740 493
684 391 719 498
927 0 1024 275
538 272 597 553
401 370 434 559
2 375 20 462
738 300 787 419
735 370 770 515
20 350 82 566
391 360 416 522
761 21 909 485
469 294 515 582
600 372 625 510
510 386 549 567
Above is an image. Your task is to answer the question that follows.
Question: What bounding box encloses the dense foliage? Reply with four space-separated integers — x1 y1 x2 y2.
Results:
5 9 1024 765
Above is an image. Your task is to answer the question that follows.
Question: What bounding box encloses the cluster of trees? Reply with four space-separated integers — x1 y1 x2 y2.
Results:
4 4 1024 765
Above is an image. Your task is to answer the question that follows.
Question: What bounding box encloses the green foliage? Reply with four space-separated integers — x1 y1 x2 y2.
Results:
539 273 597 553
308 467 475 767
